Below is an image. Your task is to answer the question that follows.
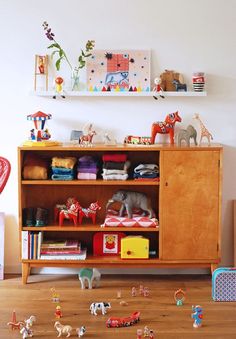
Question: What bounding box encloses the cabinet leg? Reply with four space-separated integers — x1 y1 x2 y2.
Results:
22 263 31 284
211 263 218 274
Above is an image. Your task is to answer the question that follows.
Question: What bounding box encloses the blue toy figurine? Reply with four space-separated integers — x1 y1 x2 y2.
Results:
191 305 203 328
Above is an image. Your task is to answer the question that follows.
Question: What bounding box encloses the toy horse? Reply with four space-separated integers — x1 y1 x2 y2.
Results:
78 201 101 224
151 111 182 144
59 197 81 226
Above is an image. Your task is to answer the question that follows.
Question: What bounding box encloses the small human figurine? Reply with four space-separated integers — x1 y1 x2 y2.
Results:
143 287 149 297
51 287 60 303
174 288 185 306
30 129 36 140
144 325 150 337
131 286 137 297
53 76 65 99
153 77 165 100
137 328 143 339
149 329 154 338
38 56 45 74
191 305 203 328
139 285 144 296
55 305 62 318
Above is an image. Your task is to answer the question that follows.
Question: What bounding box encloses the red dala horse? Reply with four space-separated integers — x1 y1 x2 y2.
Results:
151 111 182 144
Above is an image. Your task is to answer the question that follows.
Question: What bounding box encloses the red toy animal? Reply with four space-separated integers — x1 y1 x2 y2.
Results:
151 111 182 144
78 201 101 224
59 197 81 226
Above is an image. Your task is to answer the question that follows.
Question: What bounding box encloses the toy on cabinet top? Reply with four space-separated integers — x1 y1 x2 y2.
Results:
34 54 48 91
106 190 154 219
90 302 111 315
103 133 117 146
176 125 198 147
151 111 182 144
191 305 203 328
78 201 101 225
152 77 165 100
78 267 101 289
174 288 186 306
124 135 152 145
54 321 73 337
159 70 184 91
79 123 96 146
193 113 213 146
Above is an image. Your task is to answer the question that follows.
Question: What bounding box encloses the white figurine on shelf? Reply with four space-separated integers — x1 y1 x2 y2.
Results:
153 77 165 100
103 133 117 146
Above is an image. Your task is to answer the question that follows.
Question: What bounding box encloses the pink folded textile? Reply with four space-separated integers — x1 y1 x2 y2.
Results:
102 153 127 163
77 172 97 180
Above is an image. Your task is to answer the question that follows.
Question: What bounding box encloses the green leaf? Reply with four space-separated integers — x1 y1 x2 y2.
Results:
48 43 60 49
55 57 62 71
59 49 64 57
81 50 85 57
85 53 92 58
51 50 59 58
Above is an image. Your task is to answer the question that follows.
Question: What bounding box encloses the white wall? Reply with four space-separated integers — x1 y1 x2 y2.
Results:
1 0 236 274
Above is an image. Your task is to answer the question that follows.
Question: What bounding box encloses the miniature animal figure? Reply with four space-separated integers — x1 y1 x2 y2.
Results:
103 133 117 145
24 315 36 329
78 201 101 224
191 305 203 328
59 198 81 226
7 310 24 330
144 325 150 337
151 111 182 144
172 79 187 91
20 326 33 339
54 321 73 337
193 113 213 146
76 326 86 337
79 124 96 146
177 125 198 146
152 77 165 100
89 302 111 315
78 268 101 289
106 190 154 219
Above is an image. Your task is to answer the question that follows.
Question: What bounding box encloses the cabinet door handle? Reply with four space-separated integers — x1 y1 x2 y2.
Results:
165 182 168 187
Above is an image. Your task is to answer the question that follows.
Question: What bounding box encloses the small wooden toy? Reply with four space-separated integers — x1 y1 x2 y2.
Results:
55 305 62 318
59 198 81 226
90 302 111 316
34 54 48 91
151 111 182 144
121 236 149 259
139 285 144 295
144 325 150 337
191 305 203 328
78 201 101 224
79 124 97 146
51 287 60 303
78 268 101 289
53 76 65 99
119 300 128 306
131 287 137 297
117 290 122 298
137 329 143 339
193 113 213 146
7 310 24 330
177 125 198 147
20 325 33 339
153 77 165 100
143 287 149 297
106 311 140 328
174 289 185 306
172 79 187 91
54 321 73 337
124 135 152 145
76 326 86 337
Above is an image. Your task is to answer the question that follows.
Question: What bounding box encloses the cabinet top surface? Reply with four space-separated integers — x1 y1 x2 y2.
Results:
18 143 223 151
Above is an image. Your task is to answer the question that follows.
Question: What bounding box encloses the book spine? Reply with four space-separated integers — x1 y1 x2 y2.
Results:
21 231 29 260
37 232 42 259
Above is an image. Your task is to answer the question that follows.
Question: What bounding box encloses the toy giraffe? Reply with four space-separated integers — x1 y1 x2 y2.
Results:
193 113 213 146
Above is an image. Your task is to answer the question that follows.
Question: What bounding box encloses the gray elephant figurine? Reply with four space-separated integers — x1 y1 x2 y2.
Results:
106 190 154 219
78 268 101 289
177 125 198 146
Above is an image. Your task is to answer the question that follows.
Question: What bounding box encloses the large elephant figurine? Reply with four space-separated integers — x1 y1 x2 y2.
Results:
106 190 154 219
78 268 101 289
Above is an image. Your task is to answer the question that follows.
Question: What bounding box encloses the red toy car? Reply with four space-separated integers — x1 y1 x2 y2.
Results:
106 311 140 328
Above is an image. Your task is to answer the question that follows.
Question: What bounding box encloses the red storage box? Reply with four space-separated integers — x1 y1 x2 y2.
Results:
93 232 126 256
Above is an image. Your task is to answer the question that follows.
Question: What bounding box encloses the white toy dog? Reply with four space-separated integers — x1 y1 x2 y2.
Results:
76 325 86 337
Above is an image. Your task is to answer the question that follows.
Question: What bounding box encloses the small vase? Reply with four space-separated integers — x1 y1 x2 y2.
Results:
71 70 80 91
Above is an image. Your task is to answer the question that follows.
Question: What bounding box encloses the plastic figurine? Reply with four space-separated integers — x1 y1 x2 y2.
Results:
20 325 33 339
144 325 150 337
54 321 73 337
51 287 60 303
139 285 144 296
193 113 213 146
76 326 86 337
174 289 185 306
149 329 154 338
79 124 97 146
117 290 122 299
55 305 62 318
78 201 101 224
153 77 165 100
131 287 137 297
151 111 182 144
78 268 101 289
137 329 143 339
53 76 65 99
7 310 24 330
191 305 203 328
106 311 140 328
24 315 36 329
89 302 111 315
143 286 149 297
119 300 128 306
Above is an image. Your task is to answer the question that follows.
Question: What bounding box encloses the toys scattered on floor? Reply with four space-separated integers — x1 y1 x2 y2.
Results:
174 288 186 306
76 325 86 337
54 321 73 337
191 305 203 328
51 287 60 303
90 302 111 316
106 311 140 328
55 305 63 318
117 290 122 298
120 300 128 306
131 285 150 297
7 310 24 330
78 268 101 289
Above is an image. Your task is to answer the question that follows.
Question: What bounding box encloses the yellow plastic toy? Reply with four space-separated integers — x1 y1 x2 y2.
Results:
121 236 149 259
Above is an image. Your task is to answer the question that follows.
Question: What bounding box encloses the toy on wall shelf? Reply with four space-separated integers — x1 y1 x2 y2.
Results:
55 305 63 318
54 321 73 337
193 113 213 146
174 289 186 306
153 77 165 100
53 76 65 99
24 111 60 147
34 55 48 91
159 70 184 91
78 201 101 224
76 326 86 337
90 302 111 316
59 198 82 226
106 311 140 328
78 268 101 289
79 124 97 146
192 305 203 328
172 79 187 91
151 111 182 144
176 125 198 147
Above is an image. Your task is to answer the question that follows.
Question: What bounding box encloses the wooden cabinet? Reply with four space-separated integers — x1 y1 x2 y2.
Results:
18 144 222 283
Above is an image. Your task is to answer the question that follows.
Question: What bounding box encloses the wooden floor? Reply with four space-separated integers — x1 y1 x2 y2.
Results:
0 274 236 338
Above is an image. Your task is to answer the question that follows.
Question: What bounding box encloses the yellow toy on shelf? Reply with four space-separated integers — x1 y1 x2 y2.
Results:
121 236 149 259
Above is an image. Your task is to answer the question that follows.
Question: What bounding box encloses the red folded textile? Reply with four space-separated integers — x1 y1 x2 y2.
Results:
102 153 127 163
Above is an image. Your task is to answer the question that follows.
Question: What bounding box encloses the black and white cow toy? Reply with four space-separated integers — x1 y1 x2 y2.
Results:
89 302 111 315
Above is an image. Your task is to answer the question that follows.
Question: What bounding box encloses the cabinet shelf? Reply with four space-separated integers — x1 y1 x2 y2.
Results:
21 179 160 186
31 90 207 97
22 225 159 232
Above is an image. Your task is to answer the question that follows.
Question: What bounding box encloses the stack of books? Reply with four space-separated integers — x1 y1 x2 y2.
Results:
40 239 86 260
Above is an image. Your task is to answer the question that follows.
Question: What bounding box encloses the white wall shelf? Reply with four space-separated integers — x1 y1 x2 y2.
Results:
31 90 207 97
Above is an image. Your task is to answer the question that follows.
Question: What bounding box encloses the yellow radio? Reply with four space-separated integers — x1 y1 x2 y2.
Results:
121 236 149 259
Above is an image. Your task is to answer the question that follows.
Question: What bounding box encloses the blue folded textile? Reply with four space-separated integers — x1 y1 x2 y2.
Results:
133 172 158 179
51 174 74 180
52 167 74 175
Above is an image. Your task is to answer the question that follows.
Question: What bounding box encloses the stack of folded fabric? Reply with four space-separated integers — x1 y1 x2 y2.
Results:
102 153 130 180
51 157 77 180
77 155 98 180
133 163 159 180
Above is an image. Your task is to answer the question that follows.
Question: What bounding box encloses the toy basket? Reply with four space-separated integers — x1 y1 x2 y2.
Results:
212 267 236 301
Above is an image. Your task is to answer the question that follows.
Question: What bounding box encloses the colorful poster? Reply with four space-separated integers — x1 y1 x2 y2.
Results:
87 50 150 92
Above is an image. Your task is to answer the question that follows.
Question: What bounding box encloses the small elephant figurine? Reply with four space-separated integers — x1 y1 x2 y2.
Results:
177 125 198 147
106 190 154 219
78 268 101 289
